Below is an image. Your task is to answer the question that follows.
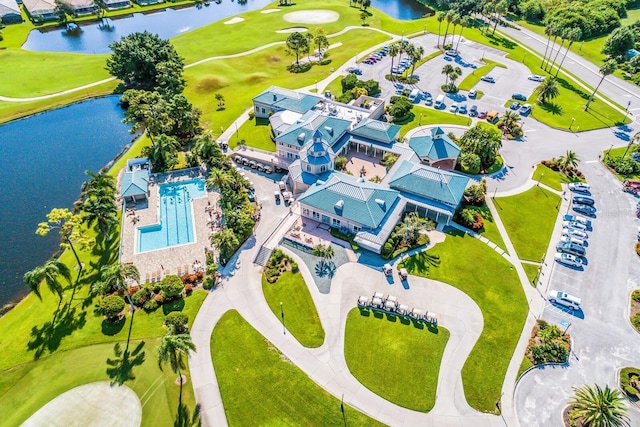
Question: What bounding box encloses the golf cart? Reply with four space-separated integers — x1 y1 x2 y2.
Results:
398 268 408 281
383 263 393 276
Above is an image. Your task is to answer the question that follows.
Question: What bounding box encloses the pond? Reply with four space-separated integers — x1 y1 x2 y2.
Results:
22 0 429 54
0 96 133 306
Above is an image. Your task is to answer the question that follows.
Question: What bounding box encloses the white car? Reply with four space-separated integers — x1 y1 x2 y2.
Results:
560 235 585 246
528 74 545 82
468 89 477 98
569 182 590 193
450 103 459 113
548 290 581 310
562 227 588 240
562 220 587 231
554 252 582 268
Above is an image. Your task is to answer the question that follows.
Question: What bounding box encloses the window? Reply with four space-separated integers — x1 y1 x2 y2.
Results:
261 108 265 114
332 218 341 226
302 208 309 215
287 152 294 159
320 166 326 172
312 211 320 220
255 106 259 112
353 225 359 233
306 165 311 172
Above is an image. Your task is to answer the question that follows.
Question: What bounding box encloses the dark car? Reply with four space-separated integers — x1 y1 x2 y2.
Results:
573 204 596 216
509 101 521 110
469 105 478 117
573 196 595 206
556 242 586 257
480 76 495 83
512 93 527 101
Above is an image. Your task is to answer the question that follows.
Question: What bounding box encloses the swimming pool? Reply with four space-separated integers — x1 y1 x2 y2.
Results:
138 179 206 253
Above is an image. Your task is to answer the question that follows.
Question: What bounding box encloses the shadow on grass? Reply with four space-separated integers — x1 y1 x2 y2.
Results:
27 305 87 360
483 32 516 49
106 341 146 385
174 402 201 427
399 252 441 275
102 316 126 336
538 101 563 116
163 297 185 315
392 111 415 126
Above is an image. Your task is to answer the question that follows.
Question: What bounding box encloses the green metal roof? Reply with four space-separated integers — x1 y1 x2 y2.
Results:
388 160 469 207
120 170 149 198
298 172 401 229
408 127 460 160
277 111 351 147
253 86 322 114
349 118 400 144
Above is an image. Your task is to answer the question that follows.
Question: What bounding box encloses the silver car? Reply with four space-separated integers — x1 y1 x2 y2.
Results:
562 227 588 240
554 252 582 268
560 235 585 246
548 290 581 310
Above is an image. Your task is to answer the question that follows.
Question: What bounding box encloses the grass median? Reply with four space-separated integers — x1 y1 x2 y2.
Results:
211 310 385 426
458 58 506 92
532 164 584 191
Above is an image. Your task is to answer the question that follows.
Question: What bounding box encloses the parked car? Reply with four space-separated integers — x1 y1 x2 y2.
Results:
480 76 495 83
249 160 258 169
512 93 527 101
563 215 591 227
256 162 265 171
519 104 532 115
459 104 468 114
573 204 596 216
241 157 250 165
347 67 362 75
477 111 488 119
562 227 588 239
510 101 521 110
264 165 273 174
469 105 478 117
548 290 582 310
569 182 590 193
554 252 583 268
572 196 595 206
234 155 242 163
450 103 459 113
528 74 545 82
445 49 458 57
560 235 586 246
556 242 586 257
563 220 587 231
468 89 477 98
424 97 433 106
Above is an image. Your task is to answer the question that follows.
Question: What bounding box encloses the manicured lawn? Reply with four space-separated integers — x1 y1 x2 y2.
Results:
262 271 325 348
399 229 527 413
398 105 471 138
486 154 504 174
0 338 197 427
458 58 506 91
517 356 534 380
604 146 640 181
344 308 449 411
532 164 584 191
229 117 276 151
460 203 507 251
325 75 344 97
494 186 561 262
210 310 385 426
522 262 542 287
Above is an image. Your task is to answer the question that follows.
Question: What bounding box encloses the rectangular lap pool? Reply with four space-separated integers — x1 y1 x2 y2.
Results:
138 179 205 253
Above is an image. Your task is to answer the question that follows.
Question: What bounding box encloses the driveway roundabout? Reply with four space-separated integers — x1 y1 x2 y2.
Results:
22 381 142 427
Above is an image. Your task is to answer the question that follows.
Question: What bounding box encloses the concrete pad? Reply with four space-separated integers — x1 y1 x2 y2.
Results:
224 17 245 25
23 381 141 427
276 27 308 34
283 10 339 24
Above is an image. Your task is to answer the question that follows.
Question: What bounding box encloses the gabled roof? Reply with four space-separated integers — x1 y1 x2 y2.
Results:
277 111 350 147
298 172 401 229
388 160 469 207
22 0 55 14
0 0 20 15
120 169 150 198
349 118 400 144
409 128 460 161
253 86 322 114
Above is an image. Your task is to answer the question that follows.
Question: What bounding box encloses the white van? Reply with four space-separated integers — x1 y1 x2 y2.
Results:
434 94 445 109
548 290 581 310
408 88 420 103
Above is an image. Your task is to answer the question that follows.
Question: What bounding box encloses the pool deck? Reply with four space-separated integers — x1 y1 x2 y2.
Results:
120 173 219 283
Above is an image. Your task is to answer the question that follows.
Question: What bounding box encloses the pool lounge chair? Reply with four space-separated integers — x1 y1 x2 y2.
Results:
357 296 370 307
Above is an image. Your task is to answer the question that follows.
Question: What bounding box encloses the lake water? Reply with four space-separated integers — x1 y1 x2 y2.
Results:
22 0 429 54
0 96 132 306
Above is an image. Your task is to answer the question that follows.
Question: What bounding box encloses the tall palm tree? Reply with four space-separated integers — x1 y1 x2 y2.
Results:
455 17 469 52
547 27 567 73
537 77 560 103
555 28 582 78
450 13 461 47
24 259 72 302
404 43 416 75
492 0 507 35
569 384 629 427
442 64 454 86
207 168 233 191
158 334 197 405
437 12 445 48
388 43 400 79
93 263 140 313
81 170 116 201
501 110 521 133
210 228 239 262
560 150 580 173
409 45 424 77
585 60 617 111
443 10 454 47
82 196 118 241
143 133 180 172
622 132 640 159
541 22 557 69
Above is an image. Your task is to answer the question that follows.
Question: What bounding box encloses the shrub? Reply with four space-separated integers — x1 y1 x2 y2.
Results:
335 156 347 171
632 312 640 329
381 241 394 259
131 288 150 307
101 295 126 320
290 261 299 273
143 299 159 311
206 262 218 276
248 110 255 119
195 270 204 280
165 312 189 333
181 273 198 285
632 289 640 303
203 276 215 290
161 275 185 299
459 152 481 175
456 208 483 231
464 183 486 206
184 283 193 294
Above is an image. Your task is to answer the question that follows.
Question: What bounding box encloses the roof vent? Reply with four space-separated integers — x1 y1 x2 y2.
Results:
334 199 344 214
297 132 305 142
375 198 386 211
316 180 325 186
273 93 277 101
324 126 333 136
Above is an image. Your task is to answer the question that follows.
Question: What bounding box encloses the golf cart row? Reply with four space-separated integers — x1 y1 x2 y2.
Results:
357 292 438 324
234 155 273 174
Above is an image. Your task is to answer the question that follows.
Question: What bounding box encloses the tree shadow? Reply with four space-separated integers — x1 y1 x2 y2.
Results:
163 298 185 315
27 305 87 360
483 32 516 49
174 402 201 427
102 316 126 336
538 101 562 115
106 341 146 386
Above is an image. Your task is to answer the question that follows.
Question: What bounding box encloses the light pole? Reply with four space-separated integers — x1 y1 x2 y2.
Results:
569 117 575 131
606 143 614 160
537 172 544 186
625 101 632 121
315 80 318 93
280 301 285 334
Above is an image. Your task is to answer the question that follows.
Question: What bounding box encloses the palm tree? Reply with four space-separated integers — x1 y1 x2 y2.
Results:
143 133 181 172
409 45 424 77
560 150 580 173
442 64 454 86
207 168 233 191
437 12 445 48
443 10 454 46
555 28 582 78
501 110 521 134
158 334 197 405
93 263 140 313
82 196 118 241
455 17 469 52
313 28 329 57
210 228 239 262
24 259 71 302
448 66 462 88
450 13 461 47
569 384 629 427
537 77 560 103
388 43 400 78
622 132 640 159
547 27 567 73
492 0 507 35
541 22 557 69
81 170 116 201
585 60 617 111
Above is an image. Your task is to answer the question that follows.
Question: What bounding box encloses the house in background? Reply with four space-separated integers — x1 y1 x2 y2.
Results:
0 0 22 23
253 86 322 119
22 0 57 21
102 0 131 10
408 127 461 170
66 0 97 15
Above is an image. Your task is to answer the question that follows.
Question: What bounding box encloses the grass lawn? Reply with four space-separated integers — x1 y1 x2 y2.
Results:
261 271 325 348
517 356 534 380
344 308 449 412
0 338 197 427
398 105 471 138
458 58 506 91
486 154 504 174
494 186 561 262
228 117 276 151
532 164 583 191
460 203 507 251
604 146 640 181
211 310 385 426
325 75 344 97
399 229 527 412
522 262 542 287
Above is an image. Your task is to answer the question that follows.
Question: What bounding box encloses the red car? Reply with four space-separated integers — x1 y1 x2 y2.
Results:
477 111 488 119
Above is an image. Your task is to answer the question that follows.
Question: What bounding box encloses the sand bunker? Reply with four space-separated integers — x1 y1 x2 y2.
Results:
224 17 245 25
283 10 340 24
261 8 281 13
276 27 308 34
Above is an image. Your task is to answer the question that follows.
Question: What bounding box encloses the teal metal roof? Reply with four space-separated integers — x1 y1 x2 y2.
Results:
388 160 469 207
120 170 149 198
277 111 351 147
253 86 322 114
409 127 460 161
298 172 401 229
349 118 400 144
